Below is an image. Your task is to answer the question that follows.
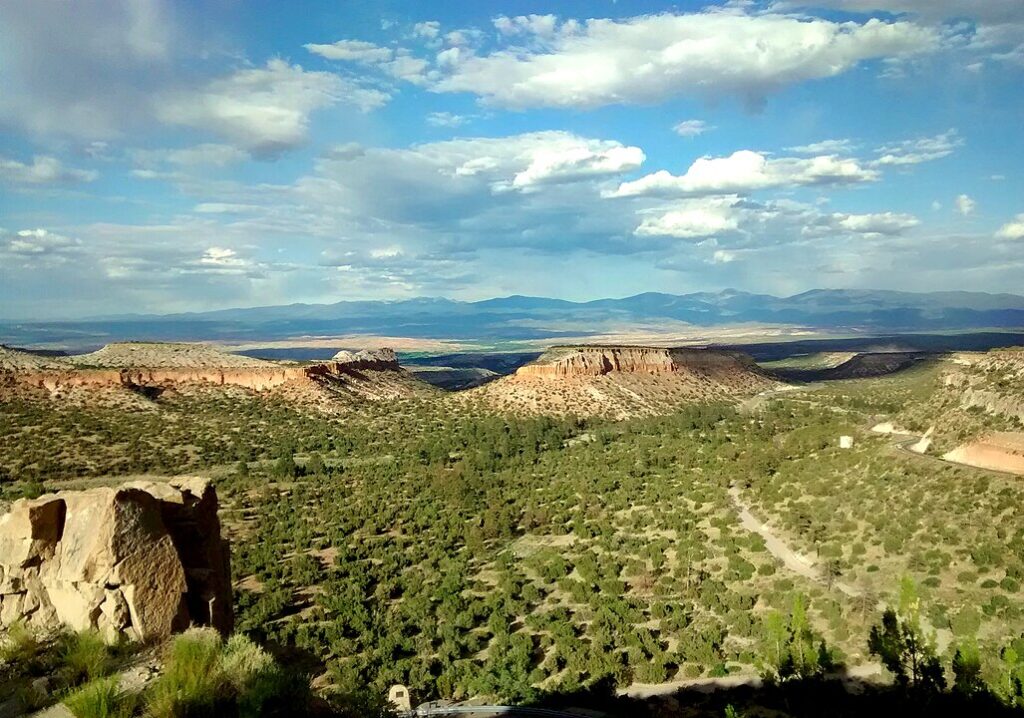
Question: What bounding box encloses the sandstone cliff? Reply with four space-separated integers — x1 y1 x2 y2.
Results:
514 345 765 378
2 342 433 404
0 478 232 642
465 345 776 418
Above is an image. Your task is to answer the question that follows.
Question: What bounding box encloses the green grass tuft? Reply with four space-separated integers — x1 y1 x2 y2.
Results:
64 676 137 718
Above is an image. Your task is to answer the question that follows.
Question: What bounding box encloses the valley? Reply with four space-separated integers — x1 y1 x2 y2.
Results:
2 336 1023 714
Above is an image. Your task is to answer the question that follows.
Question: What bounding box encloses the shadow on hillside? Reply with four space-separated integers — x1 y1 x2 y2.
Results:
525 671 1021 718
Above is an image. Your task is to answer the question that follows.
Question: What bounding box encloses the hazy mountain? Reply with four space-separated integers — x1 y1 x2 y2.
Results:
3 289 1023 349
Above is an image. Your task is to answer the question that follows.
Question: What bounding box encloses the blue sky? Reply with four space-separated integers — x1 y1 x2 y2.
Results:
1 0 1022 319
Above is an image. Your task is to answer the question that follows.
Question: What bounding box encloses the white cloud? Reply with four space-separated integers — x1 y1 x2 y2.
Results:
955 193 976 216
787 139 856 154
673 120 712 137
382 54 431 84
609 150 878 198
510 139 644 190
156 59 387 157
1 228 82 265
833 211 919 234
426 111 470 127
712 249 738 263
635 198 742 239
996 214 1024 240
197 246 250 271
0 155 97 184
872 129 961 166
432 11 937 108
304 40 394 63
413 21 441 39
493 14 561 38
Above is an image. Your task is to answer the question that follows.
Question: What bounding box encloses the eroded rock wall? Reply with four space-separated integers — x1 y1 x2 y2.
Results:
0 478 232 642
515 345 762 378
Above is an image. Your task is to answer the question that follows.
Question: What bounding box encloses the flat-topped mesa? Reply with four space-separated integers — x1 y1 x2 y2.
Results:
515 345 762 378
4 342 408 394
329 347 400 372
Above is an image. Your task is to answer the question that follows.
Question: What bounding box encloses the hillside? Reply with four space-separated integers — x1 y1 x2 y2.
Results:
464 345 777 418
66 341 272 368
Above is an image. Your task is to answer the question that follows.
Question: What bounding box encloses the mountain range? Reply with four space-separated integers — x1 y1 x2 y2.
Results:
4 289 1024 349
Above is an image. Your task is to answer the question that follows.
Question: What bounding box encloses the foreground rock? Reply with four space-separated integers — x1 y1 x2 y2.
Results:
0 478 232 642
465 345 777 418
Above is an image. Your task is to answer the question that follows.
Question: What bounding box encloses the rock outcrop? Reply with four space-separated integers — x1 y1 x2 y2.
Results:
514 345 764 378
0 478 232 642
2 342 432 404
331 348 400 371
465 345 776 418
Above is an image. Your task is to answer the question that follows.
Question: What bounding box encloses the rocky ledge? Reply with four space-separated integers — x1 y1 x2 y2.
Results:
0 478 232 642
515 345 764 378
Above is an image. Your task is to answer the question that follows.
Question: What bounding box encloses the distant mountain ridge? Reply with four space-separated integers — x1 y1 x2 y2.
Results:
4 289 1024 348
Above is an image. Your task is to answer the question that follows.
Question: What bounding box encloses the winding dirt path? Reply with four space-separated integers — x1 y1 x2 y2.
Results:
728 487 861 598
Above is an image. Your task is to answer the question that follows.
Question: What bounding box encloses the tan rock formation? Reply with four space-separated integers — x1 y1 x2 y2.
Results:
0 478 232 642
943 432 1024 475
466 345 776 418
2 343 430 404
514 345 760 378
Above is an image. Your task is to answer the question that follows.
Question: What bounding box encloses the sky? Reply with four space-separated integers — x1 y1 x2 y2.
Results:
1 0 1022 320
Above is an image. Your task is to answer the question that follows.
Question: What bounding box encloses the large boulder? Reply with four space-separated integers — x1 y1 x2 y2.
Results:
0 478 232 642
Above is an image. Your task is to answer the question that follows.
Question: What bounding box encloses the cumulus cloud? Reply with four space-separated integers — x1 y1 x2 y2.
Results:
996 214 1024 240
304 40 394 63
413 21 441 39
635 199 742 239
955 193 976 215
609 150 878 198
833 211 920 235
430 11 937 109
673 120 712 137
0 229 83 267
156 59 386 157
0 155 97 184
509 140 644 190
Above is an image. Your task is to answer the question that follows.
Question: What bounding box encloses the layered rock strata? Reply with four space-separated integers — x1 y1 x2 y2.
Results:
514 345 765 378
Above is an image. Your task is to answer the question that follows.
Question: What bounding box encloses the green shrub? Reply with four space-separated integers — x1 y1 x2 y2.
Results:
62 630 114 685
145 630 304 718
0 620 43 666
65 676 138 718
146 628 228 718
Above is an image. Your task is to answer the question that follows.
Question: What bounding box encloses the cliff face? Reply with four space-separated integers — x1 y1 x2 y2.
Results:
514 345 763 378
331 348 400 372
467 345 775 418
0 477 232 642
3 345 409 395
943 349 1024 421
